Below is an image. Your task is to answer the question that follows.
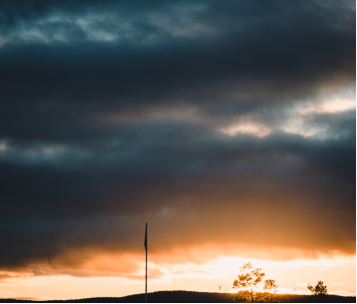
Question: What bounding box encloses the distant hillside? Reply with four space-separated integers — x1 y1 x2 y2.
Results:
0 291 355 303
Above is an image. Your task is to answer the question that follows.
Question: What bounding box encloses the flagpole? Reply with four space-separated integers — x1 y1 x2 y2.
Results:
145 223 148 303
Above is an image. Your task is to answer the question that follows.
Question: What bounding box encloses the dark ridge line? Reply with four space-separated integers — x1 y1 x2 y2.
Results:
0 290 355 303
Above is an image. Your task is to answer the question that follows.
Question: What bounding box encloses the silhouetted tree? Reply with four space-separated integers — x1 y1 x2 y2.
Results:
234 290 253 303
234 291 271 303
263 279 279 302
307 281 327 295
233 263 265 303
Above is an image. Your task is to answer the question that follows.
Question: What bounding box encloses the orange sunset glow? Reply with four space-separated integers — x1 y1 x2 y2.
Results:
0 0 355 302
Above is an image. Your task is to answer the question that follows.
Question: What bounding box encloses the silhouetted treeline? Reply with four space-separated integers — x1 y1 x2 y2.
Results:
0 291 355 303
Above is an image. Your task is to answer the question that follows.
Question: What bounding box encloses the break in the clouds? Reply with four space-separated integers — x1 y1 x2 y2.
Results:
0 0 355 280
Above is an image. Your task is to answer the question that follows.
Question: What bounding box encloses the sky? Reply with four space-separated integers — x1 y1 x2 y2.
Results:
0 0 355 300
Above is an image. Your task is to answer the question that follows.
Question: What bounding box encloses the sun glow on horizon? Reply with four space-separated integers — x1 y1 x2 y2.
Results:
227 286 310 295
0 253 355 300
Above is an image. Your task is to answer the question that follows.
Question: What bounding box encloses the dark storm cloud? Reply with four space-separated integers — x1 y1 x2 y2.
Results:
0 0 355 273
0 122 355 269
310 109 356 139
0 0 354 113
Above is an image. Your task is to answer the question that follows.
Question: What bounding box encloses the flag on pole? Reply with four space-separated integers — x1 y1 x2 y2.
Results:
144 223 147 251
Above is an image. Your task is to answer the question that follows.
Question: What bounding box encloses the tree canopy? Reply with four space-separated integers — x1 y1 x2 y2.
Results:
233 263 266 303
307 281 327 295
233 262 265 289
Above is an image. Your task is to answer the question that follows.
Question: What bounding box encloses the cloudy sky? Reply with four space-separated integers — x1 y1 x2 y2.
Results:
0 0 355 300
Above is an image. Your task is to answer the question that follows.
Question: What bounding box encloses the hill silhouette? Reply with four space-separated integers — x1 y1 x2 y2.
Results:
0 291 355 303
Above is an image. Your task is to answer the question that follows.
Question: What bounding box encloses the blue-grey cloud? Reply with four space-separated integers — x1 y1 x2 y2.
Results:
0 0 355 273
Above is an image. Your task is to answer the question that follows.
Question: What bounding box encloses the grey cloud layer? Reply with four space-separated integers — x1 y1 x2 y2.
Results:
0 0 355 273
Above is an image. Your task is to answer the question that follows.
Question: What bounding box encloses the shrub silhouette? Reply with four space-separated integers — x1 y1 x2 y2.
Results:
307 281 327 295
